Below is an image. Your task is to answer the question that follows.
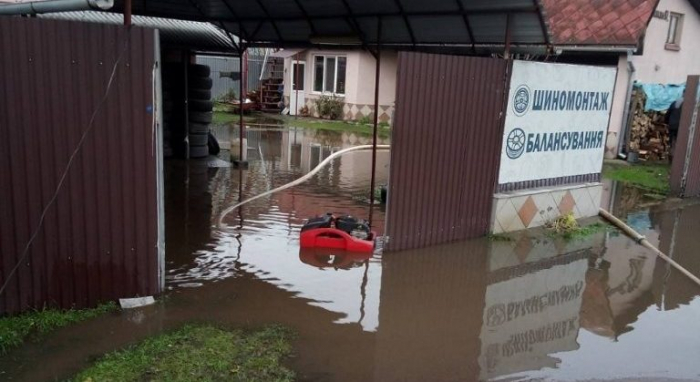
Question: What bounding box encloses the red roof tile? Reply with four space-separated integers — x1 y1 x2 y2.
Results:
541 0 658 46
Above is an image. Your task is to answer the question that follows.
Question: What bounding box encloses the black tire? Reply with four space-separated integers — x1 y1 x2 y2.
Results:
189 133 208 147
189 123 209 134
188 77 212 90
163 100 176 113
189 145 209 158
188 64 211 77
188 89 211 100
208 132 221 155
189 111 213 124
162 83 184 95
188 99 214 112
162 63 183 72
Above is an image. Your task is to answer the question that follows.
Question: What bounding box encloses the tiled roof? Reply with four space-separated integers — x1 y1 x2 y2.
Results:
542 0 658 46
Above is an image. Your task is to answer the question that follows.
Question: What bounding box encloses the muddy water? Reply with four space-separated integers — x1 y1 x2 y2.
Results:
2 127 700 381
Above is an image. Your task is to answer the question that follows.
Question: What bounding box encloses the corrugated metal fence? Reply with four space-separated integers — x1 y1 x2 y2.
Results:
0 17 161 314
386 52 509 251
671 75 700 197
196 49 266 100
195 55 240 99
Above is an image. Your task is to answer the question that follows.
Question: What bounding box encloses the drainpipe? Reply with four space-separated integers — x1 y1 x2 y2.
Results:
617 50 636 157
0 0 113 15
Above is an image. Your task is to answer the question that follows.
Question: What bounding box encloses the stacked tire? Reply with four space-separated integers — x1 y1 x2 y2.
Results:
188 64 213 158
162 68 185 158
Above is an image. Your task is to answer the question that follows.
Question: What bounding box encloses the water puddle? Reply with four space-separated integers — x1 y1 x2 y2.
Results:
1 128 699 382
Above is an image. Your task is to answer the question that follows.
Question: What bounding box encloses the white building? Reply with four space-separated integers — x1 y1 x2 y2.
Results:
634 0 700 84
279 49 398 124
606 0 700 158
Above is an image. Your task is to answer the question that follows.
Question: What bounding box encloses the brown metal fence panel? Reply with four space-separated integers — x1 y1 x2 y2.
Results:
386 52 509 251
0 17 159 314
670 75 700 197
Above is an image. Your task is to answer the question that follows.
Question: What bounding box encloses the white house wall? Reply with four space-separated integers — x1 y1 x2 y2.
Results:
606 0 700 158
283 49 398 124
632 0 700 84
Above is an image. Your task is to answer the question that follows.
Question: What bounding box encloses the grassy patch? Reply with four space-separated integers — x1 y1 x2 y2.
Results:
561 222 609 240
212 110 261 125
213 110 391 138
271 115 391 138
545 213 610 240
0 302 117 354
487 233 514 242
602 162 670 194
74 324 295 382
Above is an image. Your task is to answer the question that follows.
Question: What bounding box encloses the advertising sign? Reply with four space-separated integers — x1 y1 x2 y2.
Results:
498 61 617 184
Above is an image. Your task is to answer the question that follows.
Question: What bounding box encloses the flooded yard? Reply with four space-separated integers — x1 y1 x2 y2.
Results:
1 126 699 381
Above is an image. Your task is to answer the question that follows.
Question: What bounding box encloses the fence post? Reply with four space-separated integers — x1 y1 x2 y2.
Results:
670 75 700 197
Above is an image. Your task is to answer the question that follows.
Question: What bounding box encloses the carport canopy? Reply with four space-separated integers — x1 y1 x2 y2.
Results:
111 0 549 52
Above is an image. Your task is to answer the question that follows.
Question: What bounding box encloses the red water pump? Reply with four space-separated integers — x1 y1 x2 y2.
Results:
300 213 375 253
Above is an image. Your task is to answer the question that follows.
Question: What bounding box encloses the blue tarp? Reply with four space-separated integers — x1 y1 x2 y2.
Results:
636 83 685 112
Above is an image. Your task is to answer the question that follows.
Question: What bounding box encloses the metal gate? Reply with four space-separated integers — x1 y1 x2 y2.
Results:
671 75 700 197
386 52 510 251
0 17 163 314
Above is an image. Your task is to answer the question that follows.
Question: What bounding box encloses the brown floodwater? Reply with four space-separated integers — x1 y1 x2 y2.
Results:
1 127 699 382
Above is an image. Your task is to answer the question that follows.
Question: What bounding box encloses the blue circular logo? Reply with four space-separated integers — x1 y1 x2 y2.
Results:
512 85 530 116
506 128 526 159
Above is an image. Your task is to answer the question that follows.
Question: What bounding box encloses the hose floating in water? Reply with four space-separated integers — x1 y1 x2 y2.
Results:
599 208 700 287
217 144 391 228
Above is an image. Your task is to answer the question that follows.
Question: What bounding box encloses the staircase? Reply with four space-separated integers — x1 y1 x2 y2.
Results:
259 55 284 112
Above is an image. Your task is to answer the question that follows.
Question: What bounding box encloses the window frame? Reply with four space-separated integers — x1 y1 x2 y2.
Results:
665 12 683 51
312 54 347 96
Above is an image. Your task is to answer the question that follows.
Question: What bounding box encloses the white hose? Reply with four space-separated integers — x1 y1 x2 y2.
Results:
217 144 391 228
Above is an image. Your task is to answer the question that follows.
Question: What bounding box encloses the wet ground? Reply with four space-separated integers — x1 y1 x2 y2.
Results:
2 125 700 382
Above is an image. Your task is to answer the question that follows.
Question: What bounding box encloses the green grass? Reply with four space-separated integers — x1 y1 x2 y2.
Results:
0 302 118 354
73 324 295 382
559 222 610 240
602 162 671 194
274 115 391 138
212 110 261 125
545 213 611 241
487 233 514 242
212 109 391 138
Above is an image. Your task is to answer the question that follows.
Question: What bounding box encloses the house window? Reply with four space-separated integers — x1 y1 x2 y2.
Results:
313 55 346 95
665 12 683 50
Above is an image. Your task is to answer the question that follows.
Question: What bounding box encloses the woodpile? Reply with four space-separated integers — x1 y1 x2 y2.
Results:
629 89 670 161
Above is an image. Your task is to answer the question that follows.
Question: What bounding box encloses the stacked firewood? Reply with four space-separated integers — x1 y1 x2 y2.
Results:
628 89 670 161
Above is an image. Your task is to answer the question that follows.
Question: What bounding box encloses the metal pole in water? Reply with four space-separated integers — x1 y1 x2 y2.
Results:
369 17 382 226
294 52 300 119
235 45 248 167
599 208 700 287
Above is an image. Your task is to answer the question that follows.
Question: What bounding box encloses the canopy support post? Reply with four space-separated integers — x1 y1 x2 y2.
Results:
234 44 249 168
294 52 301 119
123 0 131 26
369 17 382 227
504 13 512 59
